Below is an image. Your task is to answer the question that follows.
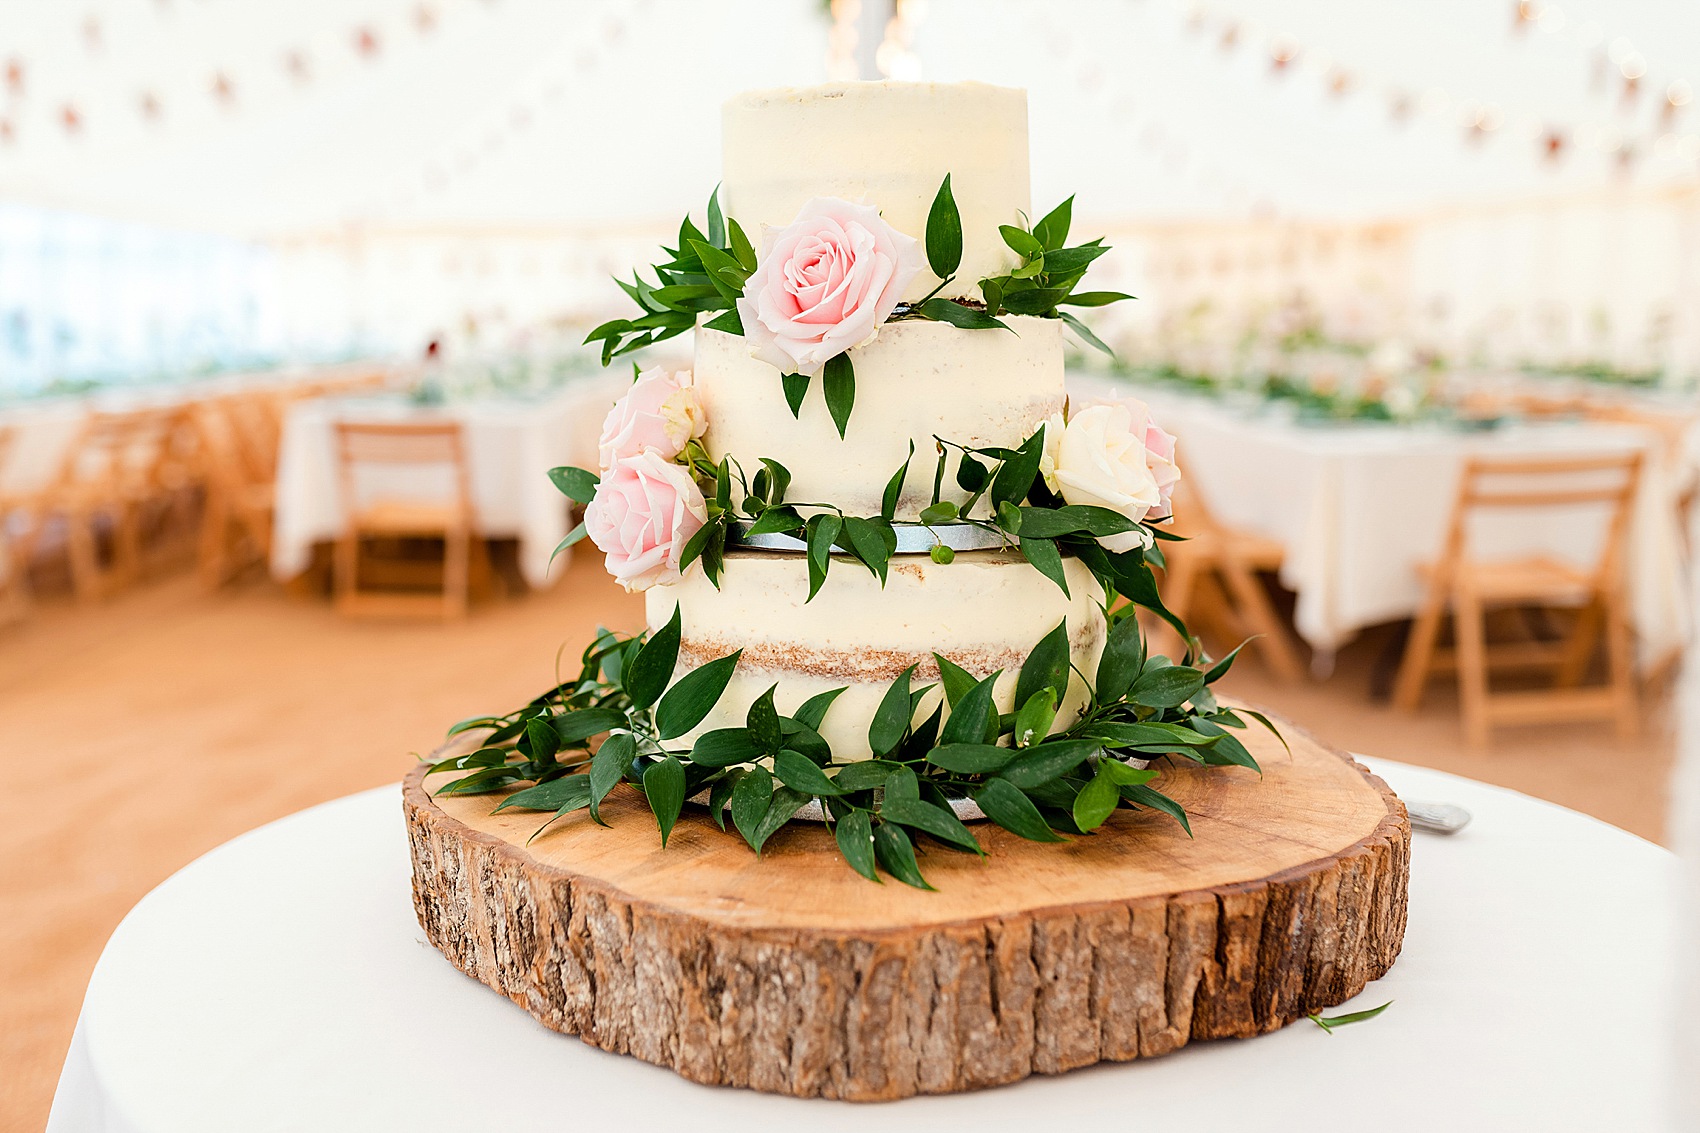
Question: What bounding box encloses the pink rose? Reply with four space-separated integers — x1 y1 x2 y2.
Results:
584 450 708 591
597 367 707 471
1141 413 1181 520
735 197 923 378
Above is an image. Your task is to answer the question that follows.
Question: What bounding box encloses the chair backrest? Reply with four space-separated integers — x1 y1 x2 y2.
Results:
332 420 473 519
1442 451 1643 587
51 406 189 496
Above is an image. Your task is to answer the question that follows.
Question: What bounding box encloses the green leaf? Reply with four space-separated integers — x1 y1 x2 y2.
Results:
822 353 855 439
868 664 917 757
1019 536 1069 597
728 217 757 270
524 717 561 764
884 765 920 802
1000 287 1073 315
1128 666 1205 710
746 506 804 537
588 731 635 824
552 707 625 747
794 687 847 732
746 684 783 756
730 765 773 847
1193 725 1261 771
547 465 599 503
1015 620 1071 710
549 524 588 566
1082 721 1220 748
1059 290 1135 307
1043 243 1109 273
1072 766 1121 832
1119 782 1192 835
881 440 914 523
990 429 1045 509
872 822 934 889
1012 687 1058 747
831 759 905 791
707 768 745 830
1310 1000 1393 1033
881 797 982 855
781 372 809 418
1098 758 1157 787
1205 641 1249 684
975 778 1064 842
758 457 792 504
843 516 892 583
916 298 1010 331
773 749 846 796
925 742 1016 774
493 774 592 813
703 308 743 336
804 512 842 602
1034 197 1074 250
925 173 963 278
625 605 681 710
1016 504 1139 539
919 500 959 524
642 756 687 847
1059 310 1114 357
954 455 989 496
1094 614 1146 703
998 738 1098 789
705 186 725 247
833 809 879 881
998 224 1044 258
444 715 508 738
653 650 742 740
749 786 810 854
933 654 978 706
939 670 1000 746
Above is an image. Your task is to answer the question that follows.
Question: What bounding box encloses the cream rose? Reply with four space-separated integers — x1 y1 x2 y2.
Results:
583 450 708 591
735 197 923 378
1053 402 1164 553
1141 411 1181 520
596 367 706 471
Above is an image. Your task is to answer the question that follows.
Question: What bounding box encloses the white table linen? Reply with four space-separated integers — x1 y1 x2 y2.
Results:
1072 377 1691 668
47 760 1677 1132
270 376 623 590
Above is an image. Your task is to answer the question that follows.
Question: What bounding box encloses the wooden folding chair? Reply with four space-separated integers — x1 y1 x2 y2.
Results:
1155 478 1306 681
332 420 488 620
18 406 191 602
191 398 276 588
1392 452 1643 747
0 424 31 624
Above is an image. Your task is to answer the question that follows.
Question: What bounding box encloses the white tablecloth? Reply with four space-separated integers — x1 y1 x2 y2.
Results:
1072 377 1692 667
46 760 1677 1132
270 377 623 589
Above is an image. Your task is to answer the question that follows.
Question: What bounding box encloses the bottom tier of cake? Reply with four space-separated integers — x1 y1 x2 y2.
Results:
644 549 1106 760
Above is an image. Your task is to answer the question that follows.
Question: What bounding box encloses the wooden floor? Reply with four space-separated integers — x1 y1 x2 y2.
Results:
0 554 1676 1130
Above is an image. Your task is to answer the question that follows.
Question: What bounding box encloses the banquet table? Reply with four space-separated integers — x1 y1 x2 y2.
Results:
270 375 623 590
46 759 1676 1133
1071 375 1692 669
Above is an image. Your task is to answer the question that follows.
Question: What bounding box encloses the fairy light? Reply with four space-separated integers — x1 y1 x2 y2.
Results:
1667 79 1692 108
826 0 861 81
875 0 925 80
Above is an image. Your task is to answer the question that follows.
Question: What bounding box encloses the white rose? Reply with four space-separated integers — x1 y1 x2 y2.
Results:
1054 403 1162 553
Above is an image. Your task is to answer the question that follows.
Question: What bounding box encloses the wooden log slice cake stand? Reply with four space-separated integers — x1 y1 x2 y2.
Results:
404 714 1409 1102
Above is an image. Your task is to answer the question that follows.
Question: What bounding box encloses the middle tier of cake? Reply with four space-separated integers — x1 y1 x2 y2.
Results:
694 315 1065 520
645 548 1105 761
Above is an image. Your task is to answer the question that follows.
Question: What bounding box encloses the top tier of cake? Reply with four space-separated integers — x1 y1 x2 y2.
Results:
721 80 1030 303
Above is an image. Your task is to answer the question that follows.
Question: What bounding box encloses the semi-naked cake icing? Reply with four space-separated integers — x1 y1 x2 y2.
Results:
647 550 1105 759
649 80 1099 760
694 316 1064 519
721 81 1028 303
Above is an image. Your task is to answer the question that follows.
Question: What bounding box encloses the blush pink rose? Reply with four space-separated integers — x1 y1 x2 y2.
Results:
1140 411 1181 521
734 197 923 378
596 367 707 471
584 450 708 592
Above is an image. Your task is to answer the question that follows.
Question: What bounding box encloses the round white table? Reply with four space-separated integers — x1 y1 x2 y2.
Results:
47 760 1677 1132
